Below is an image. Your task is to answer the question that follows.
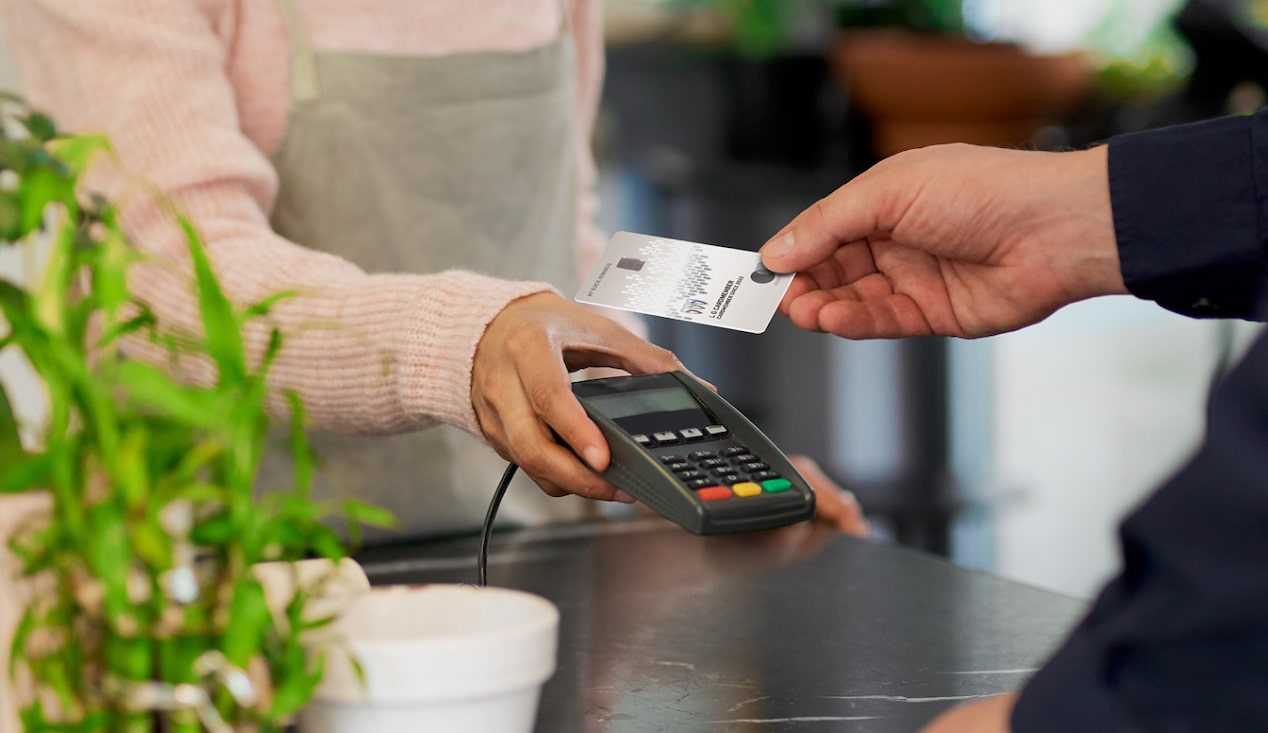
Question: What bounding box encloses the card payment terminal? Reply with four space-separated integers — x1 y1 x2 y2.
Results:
572 371 815 534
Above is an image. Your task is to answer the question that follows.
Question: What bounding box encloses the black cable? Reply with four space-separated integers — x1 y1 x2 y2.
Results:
478 462 519 587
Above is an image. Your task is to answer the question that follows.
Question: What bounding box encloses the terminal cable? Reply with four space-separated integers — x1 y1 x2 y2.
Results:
477 462 519 587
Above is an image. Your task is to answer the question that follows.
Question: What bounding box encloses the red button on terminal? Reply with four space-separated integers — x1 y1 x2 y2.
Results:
697 486 732 501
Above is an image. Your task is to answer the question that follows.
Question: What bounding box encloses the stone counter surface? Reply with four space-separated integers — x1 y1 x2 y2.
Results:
355 518 1087 733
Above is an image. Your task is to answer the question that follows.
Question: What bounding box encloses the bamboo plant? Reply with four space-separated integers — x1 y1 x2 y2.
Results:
0 96 391 732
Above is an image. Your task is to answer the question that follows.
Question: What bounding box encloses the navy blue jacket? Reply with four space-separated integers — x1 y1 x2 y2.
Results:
1011 109 1268 731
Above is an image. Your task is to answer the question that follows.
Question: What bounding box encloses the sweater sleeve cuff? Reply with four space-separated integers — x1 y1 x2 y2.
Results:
1108 110 1268 320
396 271 558 436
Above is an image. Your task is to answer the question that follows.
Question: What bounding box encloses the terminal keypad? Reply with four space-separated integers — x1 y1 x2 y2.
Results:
657 442 792 501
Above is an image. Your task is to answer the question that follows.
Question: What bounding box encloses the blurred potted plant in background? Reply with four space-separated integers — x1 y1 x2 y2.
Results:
830 0 1096 158
613 0 823 58
835 0 966 36
0 95 391 732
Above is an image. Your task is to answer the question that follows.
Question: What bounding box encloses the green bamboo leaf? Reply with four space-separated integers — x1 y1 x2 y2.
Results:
17 165 72 235
159 636 211 688
87 503 131 620
105 634 152 679
9 606 36 676
112 428 149 508
169 440 227 486
255 516 304 550
47 133 110 179
17 703 43 732
90 226 138 316
62 298 96 355
0 140 67 181
32 218 77 337
41 654 77 715
341 499 396 529
116 361 219 428
20 113 55 142
55 711 110 733
243 290 298 323
307 524 346 561
0 278 31 323
0 382 24 466
96 305 157 348
48 338 120 455
0 191 20 242
296 614 337 633
189 511 237 545
222 579 269 666
39 440 85 536
0 136 31 171
223 398 268 494
269 650 325 718
165 481 228 505
130 519 170 570
128 417 189 481
284 391 313 497
179 217 245 385
258 327 283 380
1 449 53 494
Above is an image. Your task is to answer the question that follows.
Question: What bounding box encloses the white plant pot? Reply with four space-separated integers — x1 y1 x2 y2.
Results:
298 584 559 733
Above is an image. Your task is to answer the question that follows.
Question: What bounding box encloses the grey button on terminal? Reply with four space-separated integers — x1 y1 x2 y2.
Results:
653 431 680 444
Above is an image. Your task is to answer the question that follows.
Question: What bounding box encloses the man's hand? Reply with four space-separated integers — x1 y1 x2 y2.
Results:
761 144 1126 340
471 292 685 501
920 693 1016 733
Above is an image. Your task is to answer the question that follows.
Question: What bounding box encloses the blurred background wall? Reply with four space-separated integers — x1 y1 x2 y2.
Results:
3 1 1266 599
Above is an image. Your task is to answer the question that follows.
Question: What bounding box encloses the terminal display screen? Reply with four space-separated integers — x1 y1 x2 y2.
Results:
585 387 712 436
585 387 701 419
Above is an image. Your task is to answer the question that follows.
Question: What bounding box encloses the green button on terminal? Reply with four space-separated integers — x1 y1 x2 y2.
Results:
761 478 792 493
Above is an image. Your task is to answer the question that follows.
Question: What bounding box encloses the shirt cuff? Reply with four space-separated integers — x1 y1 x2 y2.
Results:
1108 110 1268 319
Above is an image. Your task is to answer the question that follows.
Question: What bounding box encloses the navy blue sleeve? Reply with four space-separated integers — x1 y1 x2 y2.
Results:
1109 108 1268 319
1011 330 1268 731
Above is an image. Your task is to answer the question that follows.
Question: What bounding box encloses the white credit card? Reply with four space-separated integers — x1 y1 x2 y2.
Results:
576 231 793 334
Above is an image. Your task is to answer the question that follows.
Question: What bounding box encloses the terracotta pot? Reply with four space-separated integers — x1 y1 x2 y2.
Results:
831 30 1094 156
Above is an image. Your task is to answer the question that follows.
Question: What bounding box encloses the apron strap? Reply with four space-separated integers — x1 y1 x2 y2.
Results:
276 0 320 102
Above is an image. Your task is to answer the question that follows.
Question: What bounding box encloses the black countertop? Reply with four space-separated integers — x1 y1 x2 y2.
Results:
354 519 1086 733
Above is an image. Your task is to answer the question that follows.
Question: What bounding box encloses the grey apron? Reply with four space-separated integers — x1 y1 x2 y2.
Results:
262 0 597 538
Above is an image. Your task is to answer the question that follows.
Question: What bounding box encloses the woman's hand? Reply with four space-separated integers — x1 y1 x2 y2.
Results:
471 292 685 501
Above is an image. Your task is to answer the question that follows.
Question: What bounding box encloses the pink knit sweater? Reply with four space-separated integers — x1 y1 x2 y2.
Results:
0 0 607 437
